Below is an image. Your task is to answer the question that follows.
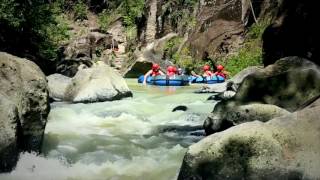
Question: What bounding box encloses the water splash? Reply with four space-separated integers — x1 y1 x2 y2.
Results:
1 79 214 180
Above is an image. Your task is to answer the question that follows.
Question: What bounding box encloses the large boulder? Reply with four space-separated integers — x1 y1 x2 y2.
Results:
0 52 50 171
204 103 290 134
188 0 245 60
107 18 126 44
230 66 264 85
179 104 320 180
233 57 320 112
123 33 177 77
63 32 113 61
64 62 132 103
47 74 72 101
124 61 153 78
0 94 20 172
204 57 320 135
57 32 114 77
56 59 93 78
263 0 319 66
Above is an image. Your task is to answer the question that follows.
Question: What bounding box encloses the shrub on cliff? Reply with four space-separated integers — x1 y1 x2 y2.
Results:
73 0 88 21
0 0 69 62
223 21 270 76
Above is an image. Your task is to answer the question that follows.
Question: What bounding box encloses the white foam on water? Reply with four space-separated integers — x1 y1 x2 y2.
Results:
2 81 215 180
1 145 185 180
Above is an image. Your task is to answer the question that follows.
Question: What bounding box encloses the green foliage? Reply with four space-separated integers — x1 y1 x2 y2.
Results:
247 21 270 39
161 0 198 32
0 0 22 27
125 26 137 42
182 0 198 6
53 0 76 12
98 10 111 31
164 37 182 52
0 0 70 60
98 9 121 32
172 47 198 68
98 0 143 41
123 0 144 27
223 22 270 76
73 0 87 21
223 42 262 77
40 15 70 58
187 16 197 28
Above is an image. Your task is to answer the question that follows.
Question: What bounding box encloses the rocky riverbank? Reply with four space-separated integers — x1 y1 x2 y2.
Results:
0 52 50 172
178 56 320 179
178 0 320 178
0 52 132 172
48 62 132 103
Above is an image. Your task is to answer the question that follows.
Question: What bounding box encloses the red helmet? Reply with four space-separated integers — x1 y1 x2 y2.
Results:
217 65 224 71
172 66 177 73
152 63 160 71
167 66 174 72
203 65 210 71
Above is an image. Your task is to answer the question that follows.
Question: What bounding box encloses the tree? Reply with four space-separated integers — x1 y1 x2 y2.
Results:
0 0 69 69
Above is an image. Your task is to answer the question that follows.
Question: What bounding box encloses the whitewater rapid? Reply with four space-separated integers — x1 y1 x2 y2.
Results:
1 79 216 180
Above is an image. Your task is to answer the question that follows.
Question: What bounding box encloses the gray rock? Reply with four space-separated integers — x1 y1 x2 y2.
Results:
123 61 153 78
204 102 291 135
0 94 19 172
63 32 113 60
56 59 93 77
305 97 320 109
206 90 236 101
47 74 72 101
196 82 228 93
172 105 188 112
223 103 290 125
230 66 263 85
204 57 320 135
203 114 233 135
123 33 177 77
262 0 318 66
57 31 114 77
204 103 291 135
107 19 126 43
64 62 132 103
234 57 320 112
179 105 320 180
0 52 50 171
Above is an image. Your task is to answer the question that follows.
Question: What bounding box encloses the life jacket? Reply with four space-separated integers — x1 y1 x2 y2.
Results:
167 72 175 76
151 70 161 76
204 70 213 77
215 71 226 78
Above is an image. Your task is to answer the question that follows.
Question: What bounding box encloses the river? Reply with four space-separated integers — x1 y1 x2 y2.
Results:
1 79 216 180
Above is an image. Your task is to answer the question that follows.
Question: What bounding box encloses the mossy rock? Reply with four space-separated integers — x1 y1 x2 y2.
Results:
179 105 320 179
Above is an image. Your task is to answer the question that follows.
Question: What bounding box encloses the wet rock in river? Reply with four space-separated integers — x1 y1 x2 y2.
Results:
0 52 50 172
172 105 188 112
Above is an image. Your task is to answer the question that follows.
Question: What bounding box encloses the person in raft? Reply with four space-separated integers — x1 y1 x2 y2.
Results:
214 65 229 79
143 63 165 84
166 65 177 77
202 64 214 77
177 66 184 75
186 65 212 77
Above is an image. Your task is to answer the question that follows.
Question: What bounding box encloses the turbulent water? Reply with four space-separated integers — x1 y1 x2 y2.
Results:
1 79 216 180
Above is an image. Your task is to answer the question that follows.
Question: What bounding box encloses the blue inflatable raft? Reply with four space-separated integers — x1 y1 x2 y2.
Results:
189 75 225 84
138 75 190 86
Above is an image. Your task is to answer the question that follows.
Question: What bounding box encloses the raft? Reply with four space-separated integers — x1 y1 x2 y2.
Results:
189 75 225 84
138 75 190 86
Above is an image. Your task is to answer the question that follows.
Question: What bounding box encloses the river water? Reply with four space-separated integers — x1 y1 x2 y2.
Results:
1 79 215 180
